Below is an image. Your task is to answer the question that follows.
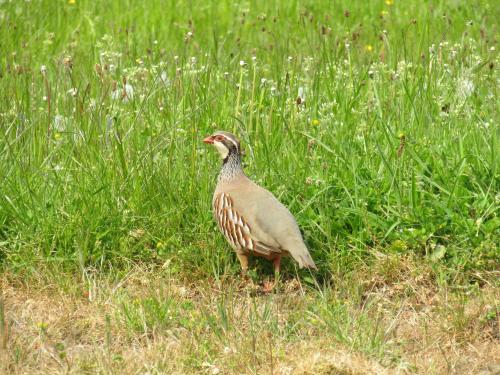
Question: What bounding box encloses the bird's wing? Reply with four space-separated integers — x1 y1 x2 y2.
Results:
213 192 281 257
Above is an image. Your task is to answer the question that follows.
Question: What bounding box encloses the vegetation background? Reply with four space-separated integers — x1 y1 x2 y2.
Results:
0 0 498 374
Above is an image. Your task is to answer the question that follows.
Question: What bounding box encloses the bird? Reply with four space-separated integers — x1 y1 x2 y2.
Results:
203 130 317 286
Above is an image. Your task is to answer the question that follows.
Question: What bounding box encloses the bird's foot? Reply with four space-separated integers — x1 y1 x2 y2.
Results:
262 280 275 293
238 270 258 292
262 269 281 293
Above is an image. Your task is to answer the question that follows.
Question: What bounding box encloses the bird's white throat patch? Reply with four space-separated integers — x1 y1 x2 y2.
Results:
213 141 229 159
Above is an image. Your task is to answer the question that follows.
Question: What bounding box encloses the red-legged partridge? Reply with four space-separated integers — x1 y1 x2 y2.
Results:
203 131 317 280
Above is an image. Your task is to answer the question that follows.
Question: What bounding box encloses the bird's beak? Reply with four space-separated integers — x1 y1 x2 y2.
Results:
203 136 214 144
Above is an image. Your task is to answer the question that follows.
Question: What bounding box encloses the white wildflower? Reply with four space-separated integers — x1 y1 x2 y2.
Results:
40 65 47 74
73 129 85 144
457 76 474 100
239 60 246 67
297 86 306 103
124 84 134 99
111 83 134 102
53 115 67 131
160 71 170 85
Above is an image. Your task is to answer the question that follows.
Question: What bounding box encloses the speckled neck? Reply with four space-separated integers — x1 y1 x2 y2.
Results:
218 150 244 182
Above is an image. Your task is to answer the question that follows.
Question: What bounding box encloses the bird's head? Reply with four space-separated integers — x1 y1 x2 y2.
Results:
203 131 241 161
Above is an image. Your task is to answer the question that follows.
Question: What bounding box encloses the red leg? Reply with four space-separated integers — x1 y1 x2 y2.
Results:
263 256 282 293
273 256 281 275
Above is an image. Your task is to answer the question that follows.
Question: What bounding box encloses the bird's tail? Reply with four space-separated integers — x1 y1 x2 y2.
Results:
288 243 317 270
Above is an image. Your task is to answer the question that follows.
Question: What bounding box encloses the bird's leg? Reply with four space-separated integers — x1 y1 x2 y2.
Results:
263 256 281 293
273 255 281 276
273 255 282 291
236 253 249 279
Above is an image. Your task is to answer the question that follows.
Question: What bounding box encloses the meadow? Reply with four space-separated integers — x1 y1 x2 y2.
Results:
0 0 499 373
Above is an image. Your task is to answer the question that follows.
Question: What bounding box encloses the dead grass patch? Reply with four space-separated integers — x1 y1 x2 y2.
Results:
1 261 498 374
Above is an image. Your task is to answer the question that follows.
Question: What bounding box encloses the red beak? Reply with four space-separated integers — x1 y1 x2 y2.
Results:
203 136 214 144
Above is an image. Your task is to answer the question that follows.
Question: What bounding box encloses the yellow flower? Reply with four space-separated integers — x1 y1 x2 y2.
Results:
68 0 76 4
54 132 62 140
312 119 320 126
37 322 48 330
365 44 373 52
385 0 393 5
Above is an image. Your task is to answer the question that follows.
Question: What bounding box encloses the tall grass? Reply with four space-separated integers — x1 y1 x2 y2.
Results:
0 0 498 282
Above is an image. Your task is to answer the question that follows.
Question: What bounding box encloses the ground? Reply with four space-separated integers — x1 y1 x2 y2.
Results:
1 256 498 374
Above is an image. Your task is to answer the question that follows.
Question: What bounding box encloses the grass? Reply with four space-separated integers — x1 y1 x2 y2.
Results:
0 0 499 373
1 258 498 374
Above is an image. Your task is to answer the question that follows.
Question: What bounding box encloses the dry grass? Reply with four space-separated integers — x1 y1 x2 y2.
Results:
1 259 499 374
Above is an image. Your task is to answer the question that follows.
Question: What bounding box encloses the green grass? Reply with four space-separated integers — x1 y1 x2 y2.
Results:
1 0 497 278
0 0 499 373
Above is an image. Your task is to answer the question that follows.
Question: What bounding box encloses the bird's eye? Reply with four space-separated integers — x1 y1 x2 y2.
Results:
214 135 225 141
